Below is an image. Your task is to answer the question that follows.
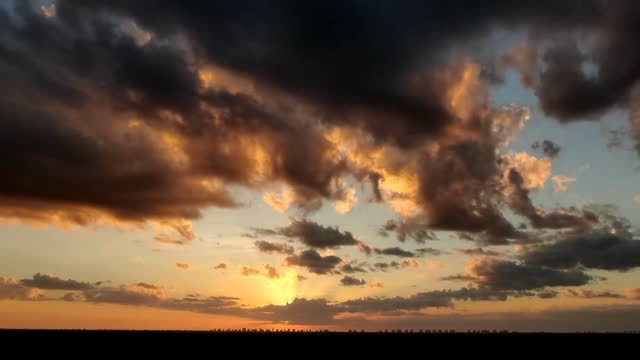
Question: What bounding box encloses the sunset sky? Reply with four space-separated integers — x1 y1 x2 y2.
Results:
1 0 640 332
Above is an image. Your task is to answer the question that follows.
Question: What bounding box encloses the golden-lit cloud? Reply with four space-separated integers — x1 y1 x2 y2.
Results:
504 152 552 190
552 175 577 192
263 187 296 213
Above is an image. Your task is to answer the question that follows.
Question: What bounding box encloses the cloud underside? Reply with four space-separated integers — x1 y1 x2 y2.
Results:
2 1 640 245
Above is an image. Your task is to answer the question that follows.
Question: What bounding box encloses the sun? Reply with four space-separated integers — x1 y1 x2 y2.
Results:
264 271 302 305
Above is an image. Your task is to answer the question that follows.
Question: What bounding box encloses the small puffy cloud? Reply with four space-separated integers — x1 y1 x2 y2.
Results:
175 263 192 270
340 276 366 287
263 264 280 279
284 249 342 275
214 263 227 270
340 264 368 274
552 175 577 192
379 219 437 243
531 140 561 158
254 240 294 255
240 267 261 276
154 234 187 245
374 247 415 258
249 219 371 255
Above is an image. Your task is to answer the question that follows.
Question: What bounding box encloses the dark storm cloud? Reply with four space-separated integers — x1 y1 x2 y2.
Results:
465 258 591 290
284 249 342 275
340 276 366 287
520 230 640 271
2 0 640 256
374 247 415 258
52 0 608 245
254 240 294 255
415 142 530 245
66 0 638 145
0 2 352 230
20 273 94 291
531 140 561 158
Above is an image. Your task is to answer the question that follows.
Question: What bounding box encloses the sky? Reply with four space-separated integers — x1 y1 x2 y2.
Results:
1 0 640 332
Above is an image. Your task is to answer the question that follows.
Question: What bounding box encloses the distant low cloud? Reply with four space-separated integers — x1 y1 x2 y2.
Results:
563 288 625 299
2 271 636 328
0 277 41 300
214 263 227 270
520 230 640 271
447 258 591 290
60 292 77 302
20 273 94 291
